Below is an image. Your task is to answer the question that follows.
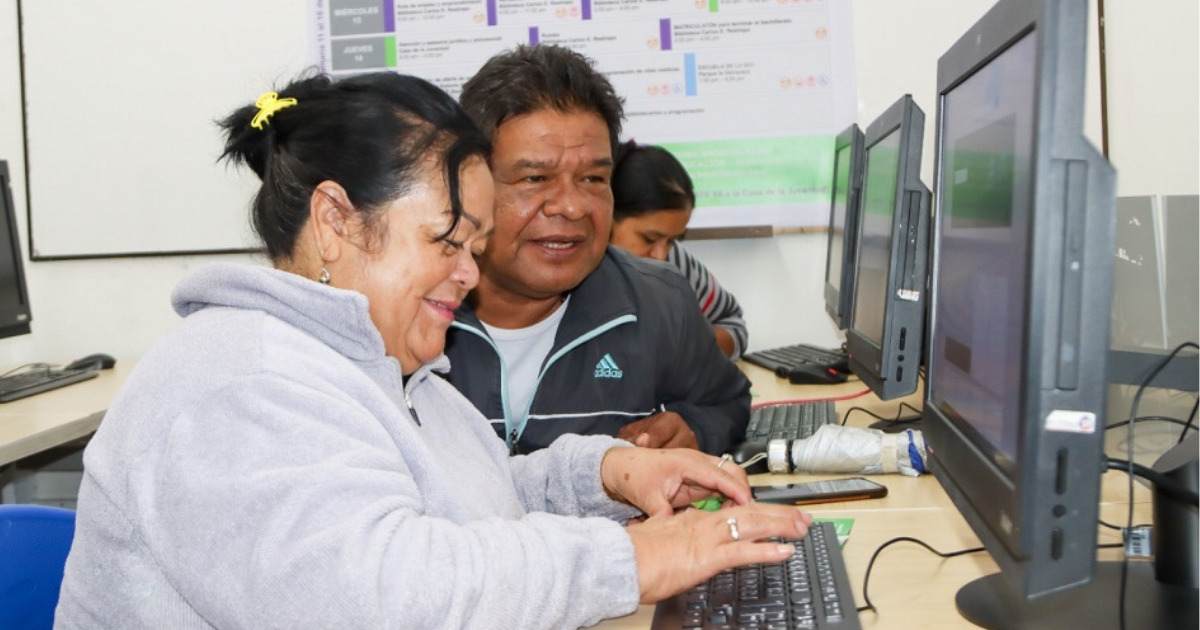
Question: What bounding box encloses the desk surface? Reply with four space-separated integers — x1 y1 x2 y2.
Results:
0 362 131 467
598 363 1158 630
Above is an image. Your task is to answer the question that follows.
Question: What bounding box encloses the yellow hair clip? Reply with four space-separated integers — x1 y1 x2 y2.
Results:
250 91 298 130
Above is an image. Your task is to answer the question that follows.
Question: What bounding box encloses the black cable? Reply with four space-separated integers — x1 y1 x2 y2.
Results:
1098 518 1152 531
1119 340 1198 630
1105 457 1199 507
855 534 1139 615
1105 415 1194 431
841 403 923 428
1180 398 1198 444
855 537 985 613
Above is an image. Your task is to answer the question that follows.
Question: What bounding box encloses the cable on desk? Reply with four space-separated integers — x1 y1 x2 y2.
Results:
841 401 923 428
1098 518 1151 531
855 537 985 614
855 534 1131 616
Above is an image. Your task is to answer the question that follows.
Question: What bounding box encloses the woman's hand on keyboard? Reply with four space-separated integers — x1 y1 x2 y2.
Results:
626 504 813 603
600 447 750 517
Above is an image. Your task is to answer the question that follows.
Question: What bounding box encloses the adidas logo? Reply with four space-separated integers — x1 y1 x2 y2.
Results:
594 353 623 379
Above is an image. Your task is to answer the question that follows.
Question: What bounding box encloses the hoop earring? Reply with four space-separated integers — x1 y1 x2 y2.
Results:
319 265 331 285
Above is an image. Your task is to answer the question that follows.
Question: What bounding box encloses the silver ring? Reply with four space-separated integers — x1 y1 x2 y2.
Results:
716 453 732 469
726 517 740 541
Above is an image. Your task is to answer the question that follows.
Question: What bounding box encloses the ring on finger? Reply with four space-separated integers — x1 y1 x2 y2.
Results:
726 517 740 541
716 453 733 469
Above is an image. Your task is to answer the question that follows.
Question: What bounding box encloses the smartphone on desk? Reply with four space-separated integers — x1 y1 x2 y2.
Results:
752 477 888 505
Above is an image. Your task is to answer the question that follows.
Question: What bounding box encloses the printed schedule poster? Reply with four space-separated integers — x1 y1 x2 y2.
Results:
310 0 857 229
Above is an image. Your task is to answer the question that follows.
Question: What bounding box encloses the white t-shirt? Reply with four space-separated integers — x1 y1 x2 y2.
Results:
481 296 570 423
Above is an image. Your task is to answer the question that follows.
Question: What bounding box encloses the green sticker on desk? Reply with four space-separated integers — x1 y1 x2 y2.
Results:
813 517 854 547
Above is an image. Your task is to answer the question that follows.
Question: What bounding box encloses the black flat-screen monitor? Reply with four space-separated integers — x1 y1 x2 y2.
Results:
844 95 930 401
822 124 866 331
921 0 1194 627
0 161 32 340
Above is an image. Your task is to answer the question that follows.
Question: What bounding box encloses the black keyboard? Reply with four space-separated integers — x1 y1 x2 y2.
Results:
0 368 98 403
652 521 862 629
745 401 838 443
743 344 850 378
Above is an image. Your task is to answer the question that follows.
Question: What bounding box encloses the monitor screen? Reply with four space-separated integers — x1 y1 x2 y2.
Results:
822 124 865 330
851 129 901 347
923 0 1125 625
843 94 930 401
0 161 31 340
929 30 1035 473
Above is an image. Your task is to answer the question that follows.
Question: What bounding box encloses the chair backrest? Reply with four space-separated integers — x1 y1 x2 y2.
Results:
0 504 76 630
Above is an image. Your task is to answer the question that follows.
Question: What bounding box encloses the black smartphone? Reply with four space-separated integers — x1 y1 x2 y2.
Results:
751 477 888 505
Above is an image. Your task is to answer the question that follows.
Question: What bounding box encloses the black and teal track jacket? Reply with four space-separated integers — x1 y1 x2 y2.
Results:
443 247 751 456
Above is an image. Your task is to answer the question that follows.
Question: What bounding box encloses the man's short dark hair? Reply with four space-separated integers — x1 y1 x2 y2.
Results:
460 44 625 154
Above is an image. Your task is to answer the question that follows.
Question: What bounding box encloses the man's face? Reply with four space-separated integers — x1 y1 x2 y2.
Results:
478 108 614 301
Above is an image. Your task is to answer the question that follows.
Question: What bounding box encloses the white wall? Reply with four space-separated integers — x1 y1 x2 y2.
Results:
1103 0 1199 196
0 0 1195 368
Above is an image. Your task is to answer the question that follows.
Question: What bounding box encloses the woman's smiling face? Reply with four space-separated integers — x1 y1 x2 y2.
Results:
337 156 494 373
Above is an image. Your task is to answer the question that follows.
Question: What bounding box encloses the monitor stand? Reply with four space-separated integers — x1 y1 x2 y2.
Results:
958 434 1198 629
956 562 1196 629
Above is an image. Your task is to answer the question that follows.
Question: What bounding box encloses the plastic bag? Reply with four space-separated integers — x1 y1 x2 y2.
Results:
788 424 929 476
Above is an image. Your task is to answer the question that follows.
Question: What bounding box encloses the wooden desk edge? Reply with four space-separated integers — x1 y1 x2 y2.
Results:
0 410 104 468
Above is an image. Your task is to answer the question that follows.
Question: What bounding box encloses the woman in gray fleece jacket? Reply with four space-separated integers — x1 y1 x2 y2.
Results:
55 71 811 629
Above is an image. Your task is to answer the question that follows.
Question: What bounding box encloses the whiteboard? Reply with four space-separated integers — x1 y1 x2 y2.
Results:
19 0 310 259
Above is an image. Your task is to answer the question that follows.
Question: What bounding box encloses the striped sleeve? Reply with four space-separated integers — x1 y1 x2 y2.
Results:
667 242 749 360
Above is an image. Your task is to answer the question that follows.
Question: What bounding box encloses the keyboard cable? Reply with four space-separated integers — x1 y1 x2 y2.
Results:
0 362 54 378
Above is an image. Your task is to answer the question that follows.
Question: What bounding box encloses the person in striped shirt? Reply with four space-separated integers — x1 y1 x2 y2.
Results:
610 141 749 360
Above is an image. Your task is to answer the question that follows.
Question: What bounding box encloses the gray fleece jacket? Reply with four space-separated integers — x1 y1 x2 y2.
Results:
56 263 642 629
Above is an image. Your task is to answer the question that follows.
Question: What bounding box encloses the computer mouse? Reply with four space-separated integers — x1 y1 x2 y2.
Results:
828 356 852 374
786 364 849 385
729 441 769 475
64 353 117 372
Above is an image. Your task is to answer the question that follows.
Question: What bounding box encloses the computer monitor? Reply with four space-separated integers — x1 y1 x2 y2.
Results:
922 0 1193 627
844 95 930 401
822 124 866 331
0 161 32 340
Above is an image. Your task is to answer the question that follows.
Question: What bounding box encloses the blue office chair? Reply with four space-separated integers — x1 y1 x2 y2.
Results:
0 504 76 630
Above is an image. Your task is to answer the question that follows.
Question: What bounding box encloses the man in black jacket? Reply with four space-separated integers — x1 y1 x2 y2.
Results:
445 44 750 456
